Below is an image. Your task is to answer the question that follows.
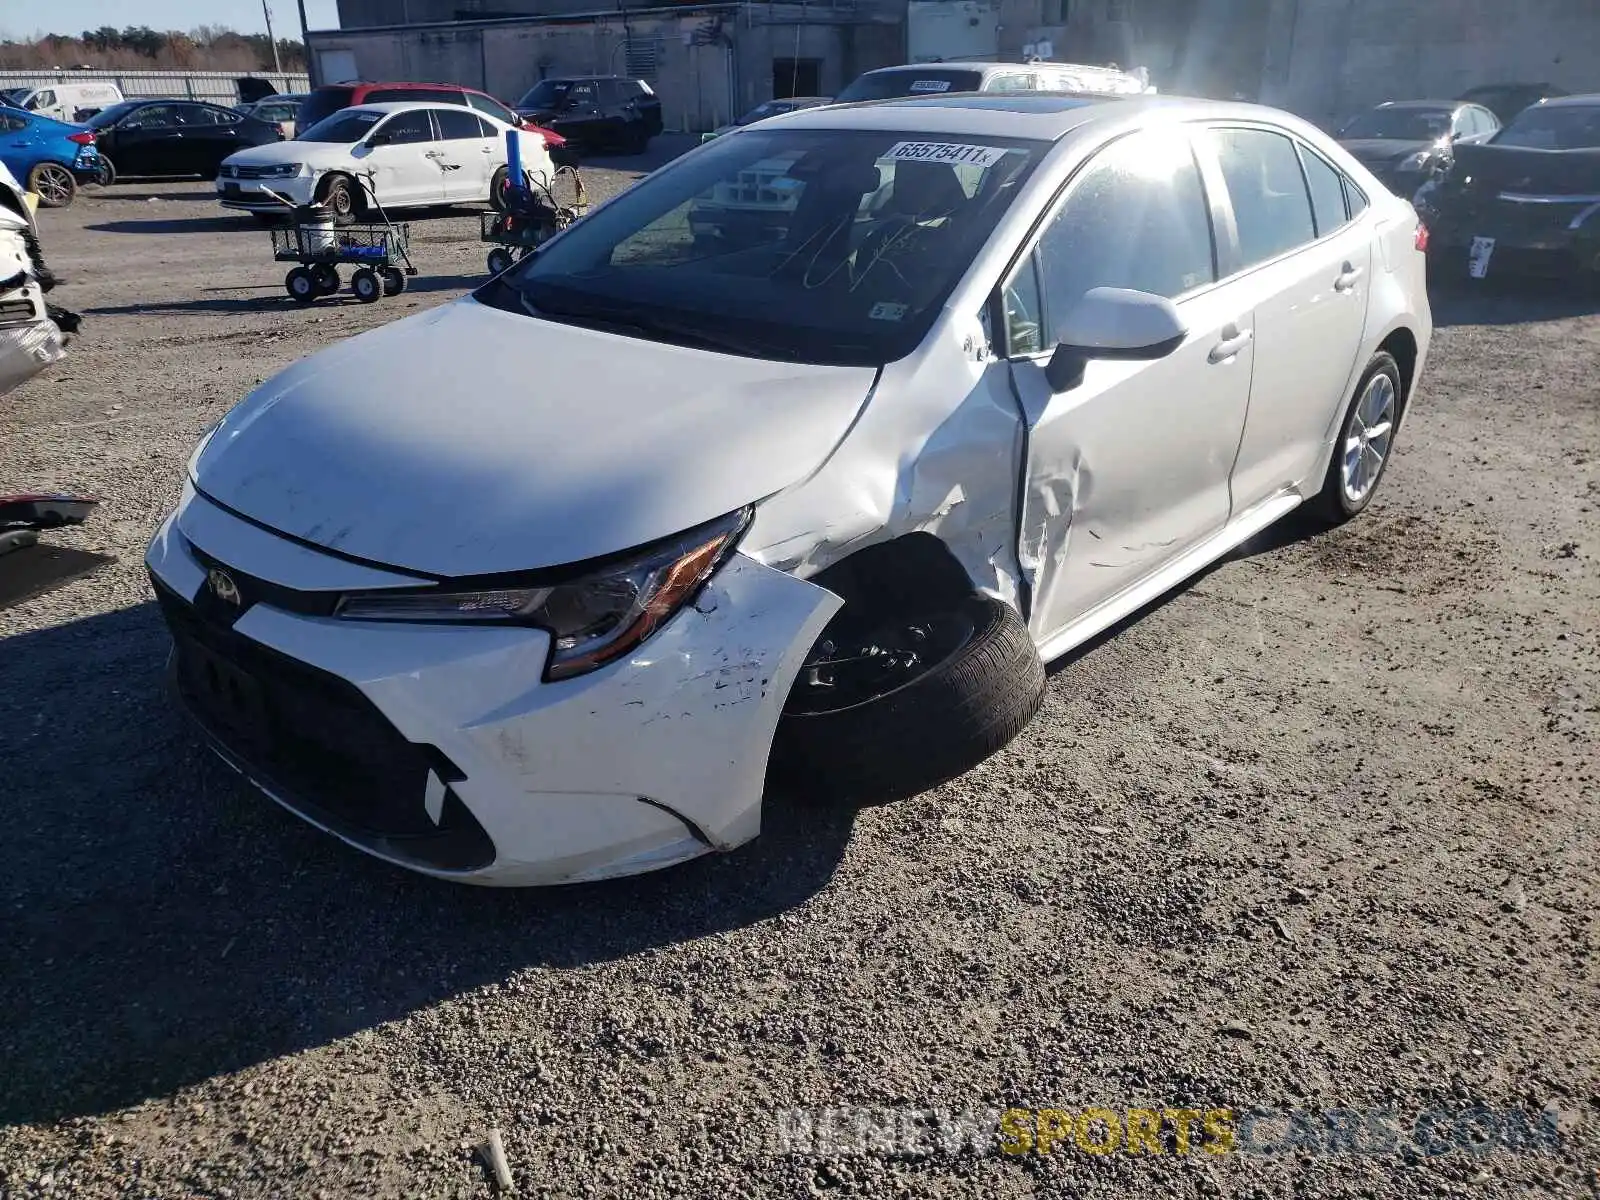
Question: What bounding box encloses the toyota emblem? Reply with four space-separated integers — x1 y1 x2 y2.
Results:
207 567 242 607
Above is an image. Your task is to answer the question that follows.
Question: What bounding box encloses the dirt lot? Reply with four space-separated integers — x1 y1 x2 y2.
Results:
0 146 1596 1200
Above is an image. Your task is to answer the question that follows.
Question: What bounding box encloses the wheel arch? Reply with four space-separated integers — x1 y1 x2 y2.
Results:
804 532 989 624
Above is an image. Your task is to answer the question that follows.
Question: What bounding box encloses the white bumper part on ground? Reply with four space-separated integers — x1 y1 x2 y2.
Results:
147 490 841 885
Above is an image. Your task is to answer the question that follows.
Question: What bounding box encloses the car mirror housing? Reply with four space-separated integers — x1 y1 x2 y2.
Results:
1045 286 1188 391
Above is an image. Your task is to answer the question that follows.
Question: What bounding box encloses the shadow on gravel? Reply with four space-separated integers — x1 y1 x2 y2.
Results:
1429 278 1600 327
83 215 261 236
0 602 855 1127
84 273 484 316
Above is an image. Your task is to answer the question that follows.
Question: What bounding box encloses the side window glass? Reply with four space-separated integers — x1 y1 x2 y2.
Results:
568 82 598 106
34 91 55 110
1205 126 1316 268
1298 144 1349 237
1036 129 1216 309
378 110 434 144
988 74 1036 93
1343 176 1369 219
434 107 483 140
1003 256 1046 356
0 113 24 132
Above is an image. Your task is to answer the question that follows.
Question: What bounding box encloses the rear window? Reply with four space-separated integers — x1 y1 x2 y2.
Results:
296 87 356 130
1494 103 1600 150
835 69 986 103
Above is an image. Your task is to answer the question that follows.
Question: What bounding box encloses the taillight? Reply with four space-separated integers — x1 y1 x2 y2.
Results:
1414 221 1430 253
67 131 95 145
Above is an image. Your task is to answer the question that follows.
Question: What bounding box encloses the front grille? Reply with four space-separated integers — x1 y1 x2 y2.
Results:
220 164 281 180
153 575 495 872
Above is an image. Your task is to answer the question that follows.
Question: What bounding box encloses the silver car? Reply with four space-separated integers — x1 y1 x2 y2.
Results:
149 94 1431 885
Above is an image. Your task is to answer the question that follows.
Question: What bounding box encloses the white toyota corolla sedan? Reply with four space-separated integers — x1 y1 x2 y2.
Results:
150 93 1431 885
215 101 551 219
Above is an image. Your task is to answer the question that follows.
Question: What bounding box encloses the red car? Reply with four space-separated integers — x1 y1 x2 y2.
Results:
295 82 567 153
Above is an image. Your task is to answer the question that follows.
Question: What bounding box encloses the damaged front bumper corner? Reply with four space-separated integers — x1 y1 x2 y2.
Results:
147 497 841 885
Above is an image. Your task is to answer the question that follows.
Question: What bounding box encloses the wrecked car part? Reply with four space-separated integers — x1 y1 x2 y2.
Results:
772 593 1045 805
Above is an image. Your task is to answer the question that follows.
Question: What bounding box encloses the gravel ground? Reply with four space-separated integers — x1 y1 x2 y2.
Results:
0 142 1596 1199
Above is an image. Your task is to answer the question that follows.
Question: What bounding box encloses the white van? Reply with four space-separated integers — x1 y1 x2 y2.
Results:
3 82 125 124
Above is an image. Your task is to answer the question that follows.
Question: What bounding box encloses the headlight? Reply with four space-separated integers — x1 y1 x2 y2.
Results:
335 509 750 681
262 163 303 178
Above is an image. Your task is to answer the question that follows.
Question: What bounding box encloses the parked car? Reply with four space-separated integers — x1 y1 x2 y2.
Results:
83 100 281 184
1416 94 1600 283
148 93 1430 886
1456 82 1569 124
701 96 832 143
514 76 662 154
834 60 1151 103
292 81 564 155
1336 99 1500 194
0 81 123 124
0 108 100 206
216 102 554 219
239 93 308 140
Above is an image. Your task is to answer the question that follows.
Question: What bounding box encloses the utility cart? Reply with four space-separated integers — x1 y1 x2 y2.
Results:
480 164 588 276
261 178 419 305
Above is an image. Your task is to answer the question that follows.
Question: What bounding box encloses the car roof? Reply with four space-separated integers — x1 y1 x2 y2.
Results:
339 101 470 115
1375 99 1461 110
1537 93 1600 107
771 92 1272 140
543 75 636 83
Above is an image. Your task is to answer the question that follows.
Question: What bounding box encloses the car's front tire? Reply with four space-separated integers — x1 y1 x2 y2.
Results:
1311 350 1403 525
772 593 1046 806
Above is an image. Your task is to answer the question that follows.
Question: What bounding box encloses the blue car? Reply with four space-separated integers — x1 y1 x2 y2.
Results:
0 107 101 208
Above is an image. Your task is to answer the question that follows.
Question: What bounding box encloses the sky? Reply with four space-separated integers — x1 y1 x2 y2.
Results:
2 0 342 40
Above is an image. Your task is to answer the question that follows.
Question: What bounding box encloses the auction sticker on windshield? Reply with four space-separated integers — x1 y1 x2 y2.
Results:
908 80 953 93
885 142 1008 168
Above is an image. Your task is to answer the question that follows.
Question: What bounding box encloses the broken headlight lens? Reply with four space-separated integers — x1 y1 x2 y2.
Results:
334 509 749 681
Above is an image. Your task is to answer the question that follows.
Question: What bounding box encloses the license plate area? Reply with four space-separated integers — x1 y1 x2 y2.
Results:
1468 235 1496 278
176 636 271 750
222 182 242 196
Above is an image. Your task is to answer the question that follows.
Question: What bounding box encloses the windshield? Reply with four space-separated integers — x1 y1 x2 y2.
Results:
296 110 383 143
0 88 26 106
835 70 986 103
1340 108 1451 140
1493 104 1600 150
518 80 573 109
85 101 147 129
477 128 1047 366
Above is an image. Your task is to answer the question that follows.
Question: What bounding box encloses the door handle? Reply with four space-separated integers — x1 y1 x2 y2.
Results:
1208 324 1253 364
1334 262 1363 291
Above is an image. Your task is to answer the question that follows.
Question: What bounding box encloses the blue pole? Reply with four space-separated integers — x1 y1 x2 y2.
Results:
505 127 523 205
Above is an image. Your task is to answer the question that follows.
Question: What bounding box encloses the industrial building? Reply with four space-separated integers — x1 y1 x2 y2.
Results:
305 0 1599 132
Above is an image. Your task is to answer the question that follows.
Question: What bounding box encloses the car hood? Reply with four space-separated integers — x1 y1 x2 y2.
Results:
190 298 877 577
1446 141 1600 192
1340 137 1431 163
222 141 348 169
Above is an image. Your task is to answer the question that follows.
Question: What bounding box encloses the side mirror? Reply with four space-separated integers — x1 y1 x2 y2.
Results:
367 131 393 147
1044 287 1188 392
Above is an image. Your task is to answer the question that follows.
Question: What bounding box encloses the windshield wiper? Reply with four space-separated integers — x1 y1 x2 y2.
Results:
520 291 793 360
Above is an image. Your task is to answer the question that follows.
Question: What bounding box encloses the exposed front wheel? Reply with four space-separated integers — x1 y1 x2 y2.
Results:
1310 350 1403 525
319 174 358 222
27 162 76 208
93 157 116 187
772 593 1046 805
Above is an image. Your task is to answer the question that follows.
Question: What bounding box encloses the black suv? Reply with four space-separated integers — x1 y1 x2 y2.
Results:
514 76 663 154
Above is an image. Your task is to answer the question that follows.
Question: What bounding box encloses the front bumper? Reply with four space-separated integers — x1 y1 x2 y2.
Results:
145 485 840 885
216 175 314 212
